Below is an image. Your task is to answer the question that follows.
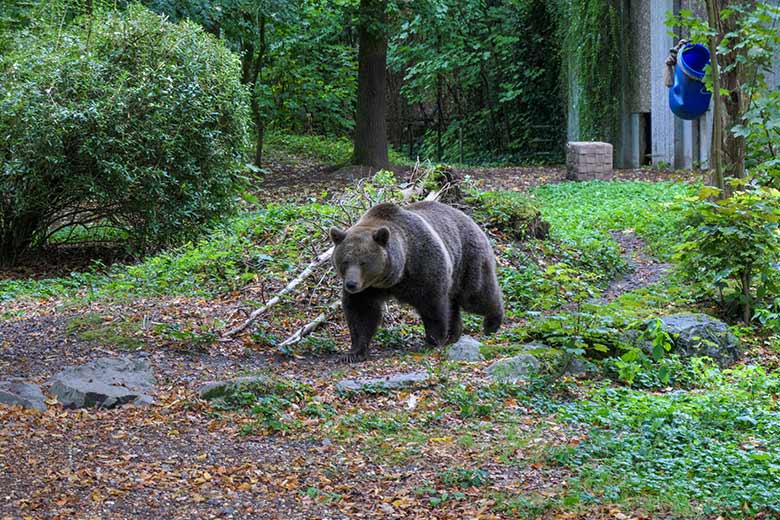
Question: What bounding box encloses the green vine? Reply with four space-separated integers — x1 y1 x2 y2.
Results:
560 0 623 144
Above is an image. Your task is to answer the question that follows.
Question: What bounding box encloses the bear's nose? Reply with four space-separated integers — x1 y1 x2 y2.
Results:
345 280 358 291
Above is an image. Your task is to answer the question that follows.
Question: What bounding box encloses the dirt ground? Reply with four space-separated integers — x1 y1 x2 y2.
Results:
0 165 690 519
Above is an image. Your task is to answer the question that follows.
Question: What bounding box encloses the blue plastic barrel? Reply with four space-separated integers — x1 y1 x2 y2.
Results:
669 43 712 120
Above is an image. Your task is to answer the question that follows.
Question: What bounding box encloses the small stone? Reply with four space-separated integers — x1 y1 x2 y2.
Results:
49 357 156 409
485 354 541 382
445 336 484 362
335 371 429 392
0 380 47 411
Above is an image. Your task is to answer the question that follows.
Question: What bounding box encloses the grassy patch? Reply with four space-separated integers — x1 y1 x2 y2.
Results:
65 312 145 350
532 180 694 256
207 374 314 433
554 365 780 517
0 203 339 302
264 132 411 166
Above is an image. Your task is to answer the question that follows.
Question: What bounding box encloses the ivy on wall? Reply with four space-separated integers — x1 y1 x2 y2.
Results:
559 0 623 145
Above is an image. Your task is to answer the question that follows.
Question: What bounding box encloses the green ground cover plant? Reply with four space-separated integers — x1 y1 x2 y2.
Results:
551 365 780 517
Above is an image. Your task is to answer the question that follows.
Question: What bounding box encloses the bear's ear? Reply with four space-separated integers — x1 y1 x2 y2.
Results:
330 227 347 245
373 227 390 247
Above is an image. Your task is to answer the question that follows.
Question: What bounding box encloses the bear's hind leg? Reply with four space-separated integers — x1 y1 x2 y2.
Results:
446 300 463 345
342 290 384 362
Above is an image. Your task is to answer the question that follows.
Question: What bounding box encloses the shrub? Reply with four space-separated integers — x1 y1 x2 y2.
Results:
0 5 250 265
674 183 780 324
467 191 549 240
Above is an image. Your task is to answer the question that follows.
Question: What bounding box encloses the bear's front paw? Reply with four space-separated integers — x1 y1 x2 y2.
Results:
340 350 368 363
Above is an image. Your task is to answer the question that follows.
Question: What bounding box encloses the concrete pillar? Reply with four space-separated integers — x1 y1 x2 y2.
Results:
699 105 712 169
650 0 675 167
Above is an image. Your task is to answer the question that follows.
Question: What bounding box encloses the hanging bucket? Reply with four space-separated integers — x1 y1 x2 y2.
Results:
669 43 712 120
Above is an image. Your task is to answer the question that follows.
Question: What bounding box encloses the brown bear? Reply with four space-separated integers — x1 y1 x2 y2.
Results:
329 201 504 362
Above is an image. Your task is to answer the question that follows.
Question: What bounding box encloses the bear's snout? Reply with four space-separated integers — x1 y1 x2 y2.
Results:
343 265 364 293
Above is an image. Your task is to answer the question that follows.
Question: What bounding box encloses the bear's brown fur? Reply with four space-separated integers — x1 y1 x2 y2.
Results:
330 201 504 362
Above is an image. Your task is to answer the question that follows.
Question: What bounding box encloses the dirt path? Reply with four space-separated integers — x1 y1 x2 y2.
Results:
601 230 671 302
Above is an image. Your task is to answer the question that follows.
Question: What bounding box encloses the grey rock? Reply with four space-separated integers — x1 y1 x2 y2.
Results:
565 357 589 376
199 375 273 401
49 357 156 409
627 313 741 367
0 380 47 411
336 371 429 392
486 354 541 382
445 336 484 362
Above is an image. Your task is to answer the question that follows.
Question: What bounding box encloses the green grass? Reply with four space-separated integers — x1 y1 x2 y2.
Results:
553 365 780 517
0 203 339 302
264 132 412 166
65 312 145 350
532 180 695 256
0 180 693 314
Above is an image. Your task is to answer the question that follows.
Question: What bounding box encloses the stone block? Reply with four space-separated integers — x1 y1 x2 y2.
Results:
566 141 614 181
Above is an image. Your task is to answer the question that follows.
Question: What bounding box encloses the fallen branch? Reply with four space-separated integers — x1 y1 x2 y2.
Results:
222 246 334 338
277 299 342 353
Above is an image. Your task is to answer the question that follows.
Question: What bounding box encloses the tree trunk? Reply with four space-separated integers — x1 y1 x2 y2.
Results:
707 0 753 182
239 15 266 167
741 269 752 325
705 0 725 193
251 94 264 167
352 0 388 168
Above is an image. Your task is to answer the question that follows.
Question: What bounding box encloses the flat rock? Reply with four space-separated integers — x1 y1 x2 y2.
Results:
49 357 156 409
0 380 47 411
446 336 484 362
199 375 273 400
485 354 541 382
336 371 429 392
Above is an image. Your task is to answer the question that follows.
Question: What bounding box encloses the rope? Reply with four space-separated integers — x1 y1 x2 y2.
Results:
663 39 689 88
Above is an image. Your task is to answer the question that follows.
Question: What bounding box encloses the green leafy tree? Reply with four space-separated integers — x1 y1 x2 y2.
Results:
143 0 295 166
388 0 563 164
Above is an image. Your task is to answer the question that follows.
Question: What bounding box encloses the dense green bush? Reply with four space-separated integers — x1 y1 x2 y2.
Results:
0 5 250 264
675 183 780 324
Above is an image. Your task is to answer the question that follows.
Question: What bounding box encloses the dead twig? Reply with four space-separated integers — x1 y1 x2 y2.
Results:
277 299 342 352
221 246 334 338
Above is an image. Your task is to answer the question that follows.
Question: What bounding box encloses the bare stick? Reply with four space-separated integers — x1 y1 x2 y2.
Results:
222 246 334 337
278 299 342 352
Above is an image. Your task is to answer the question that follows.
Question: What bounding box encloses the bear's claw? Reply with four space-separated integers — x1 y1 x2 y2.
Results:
340 351 368 363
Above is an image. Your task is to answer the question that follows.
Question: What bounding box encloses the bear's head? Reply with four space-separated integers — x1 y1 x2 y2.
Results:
329 225 390 294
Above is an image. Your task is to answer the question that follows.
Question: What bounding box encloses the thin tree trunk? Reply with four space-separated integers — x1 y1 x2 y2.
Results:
705 0 725 194
742 269 752 324
352 0 389 168
240 15 266 167
251 96 264 167
706 0 753 185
